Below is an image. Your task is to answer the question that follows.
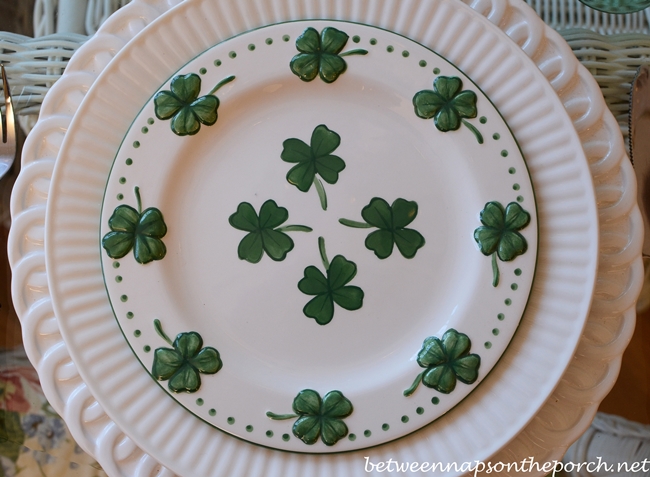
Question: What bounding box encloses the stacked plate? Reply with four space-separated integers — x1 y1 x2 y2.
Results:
9 0 642 475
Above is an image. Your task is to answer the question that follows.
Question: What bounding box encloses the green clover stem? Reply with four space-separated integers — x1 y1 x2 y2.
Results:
154 319 173 346
318 236 329 271
275 225 313 233
208 75 236 95
134 186 142 214
339 49 368 57
461 119 484 144
491 252 499 287
338 218 373 228
403 370 426 397
266 411 299 420
313 176 327 210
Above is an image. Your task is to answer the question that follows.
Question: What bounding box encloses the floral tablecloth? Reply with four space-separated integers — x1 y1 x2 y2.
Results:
0 347 107 477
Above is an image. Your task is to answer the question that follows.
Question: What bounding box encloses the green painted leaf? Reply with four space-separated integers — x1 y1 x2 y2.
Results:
407 329 480 396
295 27 321 54
452 354 481 384
331 286 364 311
347 197 425 259
327 255 357 289
190 95 219 126
152 348 184 380
170 73 201 103
310 125 339 150
237 232 264 263
268 389 352 446
298 252 364 325
281 125 345 196
153 91 184 120
259 199 290 228
303 294 335 325
175 332 203 358
101 231 134 259
168 363 201 393
413 76 478 132
474 201 530 262
228 202 259 232
154 73 228 136
320 418 349 446
293 416 321 444
152 323 222 393
229 200 308 263
318 54 347 83
290 27 361 83
102 190 167 264
422 365 457 394
320 27 349 54
292 389 322 415
320 390 353 419
289 54 320 82
416 336 446 368
297 266 329 295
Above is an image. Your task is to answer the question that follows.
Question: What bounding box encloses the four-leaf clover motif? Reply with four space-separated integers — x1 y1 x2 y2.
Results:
266 389 353 446
281 124 345 210
151 319 222 394
229 200 312 263
102 186 167 265
298 237 364 325
404 329 481 396
290 27 367 83
340 197 425 259
474 201 530 287
413 76 484 144
154 73 235 136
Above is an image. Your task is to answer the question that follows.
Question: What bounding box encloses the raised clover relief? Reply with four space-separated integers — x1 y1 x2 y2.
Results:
266 389 353 446
151 320 222 394
474 201 530 287
413 76 484 144
404 329 480 396
102 186 167 265
290 27 367 83
154 73 235 136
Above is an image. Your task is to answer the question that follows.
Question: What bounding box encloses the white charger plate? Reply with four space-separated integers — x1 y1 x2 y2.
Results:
9 0 641 475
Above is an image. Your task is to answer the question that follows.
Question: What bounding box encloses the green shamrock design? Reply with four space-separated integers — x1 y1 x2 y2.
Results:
151 319 222 394
102 186 167 265
290 26 367 83
413 76 483 144
154 73 235 136
339 197 425 259
266 389 353 446
474 201 530 287
298 237 364 325
404 328 480 396
281 124 345 210
228 200 312 263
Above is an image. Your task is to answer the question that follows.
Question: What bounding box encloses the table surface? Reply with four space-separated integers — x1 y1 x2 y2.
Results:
0 0 648 475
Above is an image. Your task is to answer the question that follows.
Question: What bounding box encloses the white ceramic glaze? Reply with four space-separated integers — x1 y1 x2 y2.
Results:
94 20 537 451
8 0 641 475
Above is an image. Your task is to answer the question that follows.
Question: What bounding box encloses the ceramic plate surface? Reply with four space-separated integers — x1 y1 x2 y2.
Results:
9 0 640 475
98 20 537 451
45 0 597 470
